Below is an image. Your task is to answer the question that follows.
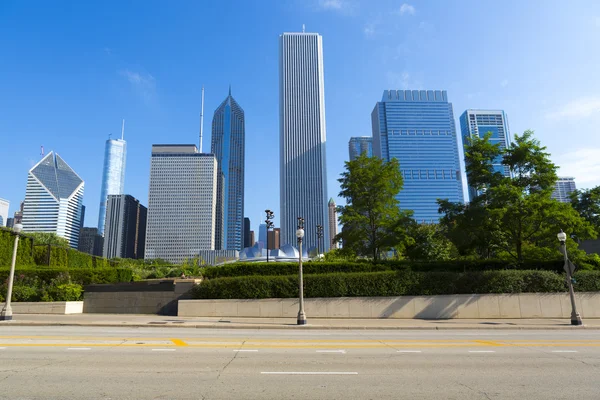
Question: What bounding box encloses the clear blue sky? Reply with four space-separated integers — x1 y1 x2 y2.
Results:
2 0 600 233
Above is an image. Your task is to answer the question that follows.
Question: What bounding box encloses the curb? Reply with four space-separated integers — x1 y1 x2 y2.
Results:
1 322 597 330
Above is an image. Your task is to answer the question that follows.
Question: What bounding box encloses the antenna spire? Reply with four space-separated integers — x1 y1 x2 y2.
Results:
199 86 205 153
302 24 305 33
121 119 125 140
229 84 231 96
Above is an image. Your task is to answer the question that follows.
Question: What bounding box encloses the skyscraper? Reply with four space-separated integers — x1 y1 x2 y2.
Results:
267 228 281 250
22 152 84 248
145 145 218 264
328 198 338 249
243 217 251 248
0 198 8 227
460 110 511 201
348 137 373 161
552 177 577 203
211 89 245 251
98 121 127 236
258 223 267 249
78 227 104 257
279 31 329 250
103 194 147 259
372 90 464 223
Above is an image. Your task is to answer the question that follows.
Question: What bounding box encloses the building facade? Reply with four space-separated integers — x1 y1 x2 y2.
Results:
459 110 511 201
258 223 267 249
0 198 8 227
267 228 281 250
103 194 147 259
22 152 84 248
211 89 245 251
6 218 14 229
243 217 251 248
145 145 218 264
348 137 373 161
78 227 104 257
279 31 329 250
552 177 577 203
372 90 464 223
98 129 127 236
328 198 338 249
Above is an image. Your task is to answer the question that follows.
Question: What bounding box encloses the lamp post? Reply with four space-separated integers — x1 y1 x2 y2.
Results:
265 210 274 262
1 223 23 321
316 224 323 257
296 217 306 325
558 229 583 326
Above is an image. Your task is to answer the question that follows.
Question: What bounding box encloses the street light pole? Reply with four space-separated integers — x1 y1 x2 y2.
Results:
296 217 306 325
1 223 23 321
558 229 583 326
316 224 323 257
265 210 274 263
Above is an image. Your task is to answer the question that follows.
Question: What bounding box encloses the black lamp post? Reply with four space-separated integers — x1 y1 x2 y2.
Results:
316 224 324 256
558 230 583 326
296 217 306 325
265 209 274 262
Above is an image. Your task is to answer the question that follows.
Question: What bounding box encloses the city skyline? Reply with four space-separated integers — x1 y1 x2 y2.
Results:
279 31 330 251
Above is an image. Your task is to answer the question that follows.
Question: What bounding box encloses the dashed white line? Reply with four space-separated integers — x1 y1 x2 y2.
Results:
67 348 91 351
316 350 346 354
552 350 578 353
0 347 6 350
468 350 496 353
234 349 259 352
152 349 176 352
397 350 422 353
261 372 358 375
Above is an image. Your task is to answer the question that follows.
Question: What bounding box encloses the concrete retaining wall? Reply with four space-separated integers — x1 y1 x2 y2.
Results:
12 301 83 314
83 279 198 315
178 293 600 319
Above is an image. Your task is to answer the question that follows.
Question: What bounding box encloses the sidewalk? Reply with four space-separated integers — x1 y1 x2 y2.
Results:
2 314 600 330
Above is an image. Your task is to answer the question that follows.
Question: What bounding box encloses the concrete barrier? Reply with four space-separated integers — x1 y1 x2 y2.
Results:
178 292 600 319
12 301 83 315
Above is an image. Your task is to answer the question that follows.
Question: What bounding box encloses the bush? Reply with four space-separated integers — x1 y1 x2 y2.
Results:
0 267 133 286
192 270 599 300
42 283 83 301
0 228 35 267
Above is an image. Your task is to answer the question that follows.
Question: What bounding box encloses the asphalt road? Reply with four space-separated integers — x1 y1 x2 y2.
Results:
0 326 599 399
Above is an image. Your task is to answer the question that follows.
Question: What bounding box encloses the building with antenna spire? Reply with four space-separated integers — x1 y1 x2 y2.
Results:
211 87 245 251
97 120 127 236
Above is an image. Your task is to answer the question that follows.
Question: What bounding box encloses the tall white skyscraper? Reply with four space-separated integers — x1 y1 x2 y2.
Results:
98 121 127 236
144 145 218 264
0 198 9 227
552 177 577 203
279 31 329 251
22 152 84 248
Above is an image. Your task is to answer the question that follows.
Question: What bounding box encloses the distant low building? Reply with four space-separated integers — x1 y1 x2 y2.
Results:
78 227 104 257
267 228 280 250
348 137 373 161
6 218 14 229
197 249 239 266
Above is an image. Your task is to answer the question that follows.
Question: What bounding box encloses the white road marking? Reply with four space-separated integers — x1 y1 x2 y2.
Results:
261 372 358 375
67 348 91 351
0 347 6 350
397 350 422 353
316 350 346 353
234 349 259 352
468 350 496 353
152 349 176 352
552 350 578 353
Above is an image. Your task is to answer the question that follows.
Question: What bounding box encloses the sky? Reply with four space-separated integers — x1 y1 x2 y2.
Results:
1 0 600 234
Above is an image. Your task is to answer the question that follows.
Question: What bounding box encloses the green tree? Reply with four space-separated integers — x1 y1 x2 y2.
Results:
403 223 457 261
26 232 69 247
336 154 409 261
571 186 600 231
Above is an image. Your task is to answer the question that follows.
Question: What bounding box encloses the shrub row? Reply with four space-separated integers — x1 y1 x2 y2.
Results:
0 267 133 286
0 228 35 267
32 245 114 268
201 259 566 279
192 270 600 299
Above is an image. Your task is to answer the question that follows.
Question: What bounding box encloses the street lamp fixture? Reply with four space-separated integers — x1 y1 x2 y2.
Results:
1 223 23 321
265 209 275 262
558 229 583 326
316 224 324 256
296 217 306 325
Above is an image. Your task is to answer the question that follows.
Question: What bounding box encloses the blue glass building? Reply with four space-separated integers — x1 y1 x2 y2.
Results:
348 137 373 161
97 124 126 236
371 90 464 223
459 110 511 201
211 89 245 251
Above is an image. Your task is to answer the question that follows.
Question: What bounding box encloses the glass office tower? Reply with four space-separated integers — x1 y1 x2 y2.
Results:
98 133 126 236
348 137 373 161
279 31 329 251
211 89 245 251
552 177 577 203
372 90 464 223
459 110 511 201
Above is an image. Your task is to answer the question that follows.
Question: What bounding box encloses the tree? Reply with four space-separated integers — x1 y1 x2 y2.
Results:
336 154 409 261
571 186 600 231
404 223 457 261
26 232 69 247
439 130 595 262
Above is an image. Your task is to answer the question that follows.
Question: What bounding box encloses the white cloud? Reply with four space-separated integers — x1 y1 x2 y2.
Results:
364 24 376 37
120 69 157 103
398 3 415 15
500 79 509 87
319 0 343 10
546 97 600 120
555 148 600 185
387 71 420 89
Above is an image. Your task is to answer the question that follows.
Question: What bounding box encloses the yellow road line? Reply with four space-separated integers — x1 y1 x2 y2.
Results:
171 339 188 347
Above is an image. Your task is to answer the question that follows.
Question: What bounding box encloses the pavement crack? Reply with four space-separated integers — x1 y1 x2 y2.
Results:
458 382 492 399
216 340 245 381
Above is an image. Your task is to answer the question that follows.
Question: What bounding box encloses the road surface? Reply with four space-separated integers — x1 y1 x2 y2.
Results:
0 326 598 399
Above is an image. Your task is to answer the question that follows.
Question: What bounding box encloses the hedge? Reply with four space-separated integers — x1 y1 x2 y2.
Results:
192 270 600 299
0 228 35 267
0 267 133 286
201 260 566 279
